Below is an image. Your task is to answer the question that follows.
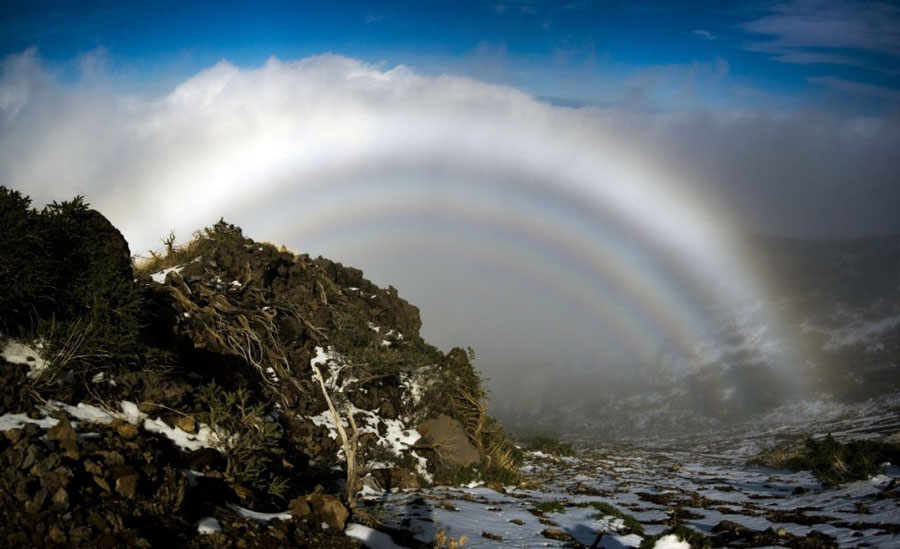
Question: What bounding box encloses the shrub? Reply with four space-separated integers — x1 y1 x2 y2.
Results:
196 382 284 493
0 187 155 385
329 306 442 380
0 187 54 334
791 435 900 487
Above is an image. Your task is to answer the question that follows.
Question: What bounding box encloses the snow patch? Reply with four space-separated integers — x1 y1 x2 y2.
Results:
1 339 49 378
196 517 222 534
653 534 690 549
226 502 291 522
345 523 406 549
41 401 116 423
143 418 218 452
150 264 186 284
0 413 57 430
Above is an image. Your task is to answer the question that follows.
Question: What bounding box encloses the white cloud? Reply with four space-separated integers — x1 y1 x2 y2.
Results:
1 50 898 411
741 0 900 67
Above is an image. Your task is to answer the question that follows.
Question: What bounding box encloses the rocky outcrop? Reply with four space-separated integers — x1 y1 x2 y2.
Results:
0 189 517 546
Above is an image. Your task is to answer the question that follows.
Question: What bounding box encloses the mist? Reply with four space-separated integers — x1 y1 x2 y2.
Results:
2 49 899 426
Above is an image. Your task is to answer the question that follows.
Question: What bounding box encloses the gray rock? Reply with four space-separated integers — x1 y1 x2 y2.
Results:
417 415 480 466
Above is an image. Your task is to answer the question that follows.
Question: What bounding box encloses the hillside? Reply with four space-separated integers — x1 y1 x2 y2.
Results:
0 187 519 547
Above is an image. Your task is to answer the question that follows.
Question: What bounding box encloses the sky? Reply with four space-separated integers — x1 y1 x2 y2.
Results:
1 1 899 420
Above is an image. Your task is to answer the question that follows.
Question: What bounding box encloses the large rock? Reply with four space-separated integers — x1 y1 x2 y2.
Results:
306 493 349 531
417 415 480 466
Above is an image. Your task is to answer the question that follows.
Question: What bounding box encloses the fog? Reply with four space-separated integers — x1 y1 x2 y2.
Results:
2 49 898 424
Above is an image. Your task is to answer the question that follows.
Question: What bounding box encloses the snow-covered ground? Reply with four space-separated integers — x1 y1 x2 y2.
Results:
351 445 898 548
351 398 900 548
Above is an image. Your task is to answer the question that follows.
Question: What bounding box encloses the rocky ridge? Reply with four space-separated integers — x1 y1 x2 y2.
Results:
0 186 519 547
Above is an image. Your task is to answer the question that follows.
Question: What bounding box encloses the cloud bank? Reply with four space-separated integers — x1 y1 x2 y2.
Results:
1 49 898 418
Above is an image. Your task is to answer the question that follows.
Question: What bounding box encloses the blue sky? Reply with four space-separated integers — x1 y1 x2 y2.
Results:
2 1 898 112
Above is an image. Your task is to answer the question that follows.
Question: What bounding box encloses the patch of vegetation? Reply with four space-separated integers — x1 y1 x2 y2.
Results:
433 529 467 548
787 435 900 487
575 501 644 535
639 524 710 549
133 218 245 278
0 187 167 386
532 499 566 514
480 460 521 486
196 382 286 495
329 306 442 380
432 464 481 487
524 433 575 457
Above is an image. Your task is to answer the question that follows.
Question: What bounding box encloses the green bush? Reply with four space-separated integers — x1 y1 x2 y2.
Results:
329 306 442 380
0 187 55 334
788 435 900 487
196 382 285 493
0 187 153 384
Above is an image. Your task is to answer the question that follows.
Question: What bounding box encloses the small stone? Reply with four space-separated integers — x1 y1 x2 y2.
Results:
22 422 41 437
4 428 23 444
52 487 69 511
541 529 575 542
48 526 66 544
94 476 111 492
47 417 79 459
482 532 503 541
20 444 42 470
289 496 311 518
116 422 139 439
25 488 48 514
84 460 104 476
171 415 196 433
116 474 140 498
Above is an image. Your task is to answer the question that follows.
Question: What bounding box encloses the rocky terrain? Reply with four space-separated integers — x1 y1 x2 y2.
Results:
354 394 900 548
0 186 519 547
